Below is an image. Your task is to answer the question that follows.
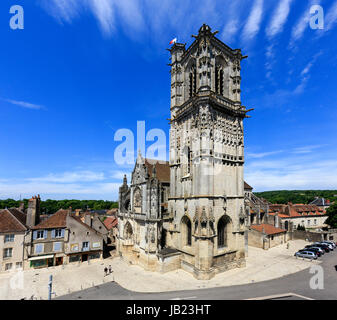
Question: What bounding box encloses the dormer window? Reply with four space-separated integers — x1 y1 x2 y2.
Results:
37 230 44 239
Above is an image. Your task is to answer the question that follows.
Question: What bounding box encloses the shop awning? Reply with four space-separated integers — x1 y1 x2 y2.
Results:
28 255 54 261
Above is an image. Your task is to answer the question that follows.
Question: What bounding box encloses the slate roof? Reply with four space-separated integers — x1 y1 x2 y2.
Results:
310 197 330 207
0 209 27 233
244 182 253 190
251 224 286 235
8 208 27 226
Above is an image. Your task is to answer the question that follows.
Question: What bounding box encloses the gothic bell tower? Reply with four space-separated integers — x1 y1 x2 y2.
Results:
166 24 249 279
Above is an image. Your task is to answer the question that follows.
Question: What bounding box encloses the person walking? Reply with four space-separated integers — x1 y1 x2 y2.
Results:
104 267 108 277
108 265 112 274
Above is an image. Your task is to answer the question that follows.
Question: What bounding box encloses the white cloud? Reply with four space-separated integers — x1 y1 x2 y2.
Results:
242 0 264 41
28 171 106 183
0 169 122 200
246 154 337 191
266 0 293 39
0 181 120 200
3 98 45 110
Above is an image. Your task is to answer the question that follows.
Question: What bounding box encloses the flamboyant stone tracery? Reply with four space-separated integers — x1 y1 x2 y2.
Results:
117 24 250 279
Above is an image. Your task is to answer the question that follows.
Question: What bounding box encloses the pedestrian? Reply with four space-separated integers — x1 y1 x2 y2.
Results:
109 265 112 274
104 267 108 277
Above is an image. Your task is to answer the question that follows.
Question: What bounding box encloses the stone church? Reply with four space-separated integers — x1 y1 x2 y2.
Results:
117 24 250 280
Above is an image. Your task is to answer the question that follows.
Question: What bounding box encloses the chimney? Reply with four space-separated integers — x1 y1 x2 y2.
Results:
84 213 93 228
26 195 41 228
18 202 25 212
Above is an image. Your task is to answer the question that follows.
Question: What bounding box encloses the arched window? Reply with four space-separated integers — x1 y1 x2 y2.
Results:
124 222 133 240
181 216 192 246
133 188 142 213
217 215 231 248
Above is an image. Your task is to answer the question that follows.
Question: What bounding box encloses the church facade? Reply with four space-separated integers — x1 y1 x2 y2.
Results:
117 24 250 280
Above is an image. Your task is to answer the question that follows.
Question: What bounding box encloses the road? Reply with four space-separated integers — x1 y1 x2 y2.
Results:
57 251 337 300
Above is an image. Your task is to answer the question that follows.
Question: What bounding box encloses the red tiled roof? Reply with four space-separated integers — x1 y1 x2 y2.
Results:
0 209 27 233
103 216 118 230
32 209 68 229
144 159 170 182
268 203 326 218
251 224 286 235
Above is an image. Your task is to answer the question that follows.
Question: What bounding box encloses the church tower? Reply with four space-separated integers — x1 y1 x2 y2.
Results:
166 24 249 279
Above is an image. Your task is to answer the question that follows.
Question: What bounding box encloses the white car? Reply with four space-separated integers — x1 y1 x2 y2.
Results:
314 242 334 250
321 241 336 248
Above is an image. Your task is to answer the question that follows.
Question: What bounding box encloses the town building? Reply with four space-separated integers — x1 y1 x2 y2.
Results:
267 203 328 231
248 224 287 250
118 24 250 280
0 208 28 272
25 208 104 269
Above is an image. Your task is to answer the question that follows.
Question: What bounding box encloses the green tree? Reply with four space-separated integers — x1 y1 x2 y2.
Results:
325 203 337 228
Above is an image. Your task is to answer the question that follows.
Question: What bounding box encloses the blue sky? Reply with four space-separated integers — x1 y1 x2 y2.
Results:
0 0 337 201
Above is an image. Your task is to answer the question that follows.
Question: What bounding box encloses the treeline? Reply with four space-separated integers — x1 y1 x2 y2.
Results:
0 199 118 215
254 190 337 205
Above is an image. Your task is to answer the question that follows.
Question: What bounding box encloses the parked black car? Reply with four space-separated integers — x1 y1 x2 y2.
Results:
312 243 331 253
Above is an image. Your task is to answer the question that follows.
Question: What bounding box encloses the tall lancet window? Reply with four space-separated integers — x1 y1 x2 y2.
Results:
187 147 192 174
215 66 224 96
217 215 231 248
188 63 197 99
181 216 192 246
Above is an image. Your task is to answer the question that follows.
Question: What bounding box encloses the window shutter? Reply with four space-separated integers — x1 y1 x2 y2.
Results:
33 231 37 240
44 230 48 239
51 229 55 238
61 229 65 238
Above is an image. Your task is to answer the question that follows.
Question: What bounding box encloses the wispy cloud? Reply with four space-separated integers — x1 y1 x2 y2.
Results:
3 98 45 110
88 0 115 35
289 0 321 47
246 150 284 159
266 0 293 39
39 0 81 24
292 145 325 154
294 50 322 94
325 0 337 32
242 0 264 42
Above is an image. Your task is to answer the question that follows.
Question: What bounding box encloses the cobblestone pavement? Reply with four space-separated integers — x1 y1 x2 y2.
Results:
0 240 321 299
